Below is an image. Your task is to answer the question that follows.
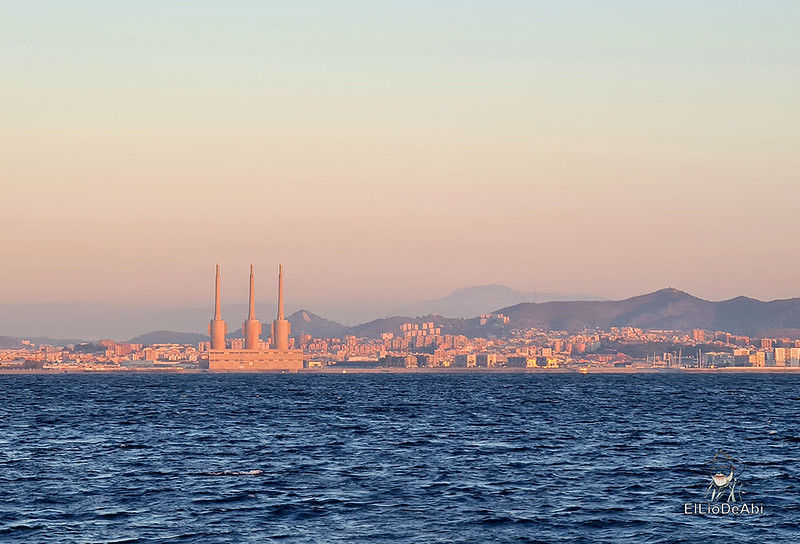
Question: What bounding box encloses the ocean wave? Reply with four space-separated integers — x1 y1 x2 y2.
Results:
200 469 264 476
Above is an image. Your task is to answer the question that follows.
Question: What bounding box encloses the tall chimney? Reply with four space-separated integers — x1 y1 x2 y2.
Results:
272 263 290 350
248 263 256 320
243 263 262 350
277 264 284 319
208 263 227 350
215 263 222 319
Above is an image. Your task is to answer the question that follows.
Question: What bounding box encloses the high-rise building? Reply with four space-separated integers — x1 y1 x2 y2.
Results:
790 347 800 367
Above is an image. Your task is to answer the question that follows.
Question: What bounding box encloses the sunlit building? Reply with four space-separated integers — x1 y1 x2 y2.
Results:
207 264 303 372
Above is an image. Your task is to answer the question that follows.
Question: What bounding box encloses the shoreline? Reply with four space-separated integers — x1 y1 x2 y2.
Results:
2 367 800 375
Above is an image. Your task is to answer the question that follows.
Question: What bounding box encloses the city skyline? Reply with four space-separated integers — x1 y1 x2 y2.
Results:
3 2 799 315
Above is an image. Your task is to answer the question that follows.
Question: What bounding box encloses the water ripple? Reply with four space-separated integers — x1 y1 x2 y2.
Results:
0 373 798 543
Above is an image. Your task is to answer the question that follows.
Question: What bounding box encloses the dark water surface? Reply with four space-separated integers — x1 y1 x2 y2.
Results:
1 373 798 543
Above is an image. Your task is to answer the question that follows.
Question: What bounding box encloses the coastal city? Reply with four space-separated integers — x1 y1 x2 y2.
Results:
4 265 799 373
3 319 800 373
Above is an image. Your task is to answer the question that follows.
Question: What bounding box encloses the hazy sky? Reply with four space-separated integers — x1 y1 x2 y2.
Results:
3 1 799 319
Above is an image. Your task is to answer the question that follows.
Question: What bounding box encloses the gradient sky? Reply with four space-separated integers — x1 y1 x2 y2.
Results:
3 1 799 322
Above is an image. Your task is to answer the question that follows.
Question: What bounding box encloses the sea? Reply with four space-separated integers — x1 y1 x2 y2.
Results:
1 373 798 543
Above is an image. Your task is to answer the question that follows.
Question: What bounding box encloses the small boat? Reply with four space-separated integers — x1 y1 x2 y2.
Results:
578 367 589 374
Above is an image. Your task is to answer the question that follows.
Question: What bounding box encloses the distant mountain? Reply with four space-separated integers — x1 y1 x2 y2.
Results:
395 285 602 319
0 336 86 348
288 310 347 339
22 336 88 348
497 288 800 337
0 336 25 349
126 331 209 346
347 315 467 339
712 296 800 338
227 310 347 340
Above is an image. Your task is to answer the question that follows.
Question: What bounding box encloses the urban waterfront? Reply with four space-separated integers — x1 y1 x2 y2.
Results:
1 373 798 543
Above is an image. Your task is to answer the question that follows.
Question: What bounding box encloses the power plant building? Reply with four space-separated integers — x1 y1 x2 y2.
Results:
207 264 303 372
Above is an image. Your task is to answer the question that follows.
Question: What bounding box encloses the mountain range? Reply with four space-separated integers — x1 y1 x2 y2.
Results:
391 284 602 319
496 288 800 338
129 288 800 345
5 288 800 346
0 285 597 340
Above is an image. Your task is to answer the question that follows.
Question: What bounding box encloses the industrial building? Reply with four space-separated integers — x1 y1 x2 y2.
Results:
207 264 303 372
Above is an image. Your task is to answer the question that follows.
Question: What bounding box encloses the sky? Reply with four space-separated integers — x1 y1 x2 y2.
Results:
2 1 799 337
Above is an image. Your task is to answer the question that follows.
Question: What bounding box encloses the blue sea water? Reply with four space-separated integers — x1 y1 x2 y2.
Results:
0 373 798 543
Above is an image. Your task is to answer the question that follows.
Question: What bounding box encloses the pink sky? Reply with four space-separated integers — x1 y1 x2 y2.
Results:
3 1 799 312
